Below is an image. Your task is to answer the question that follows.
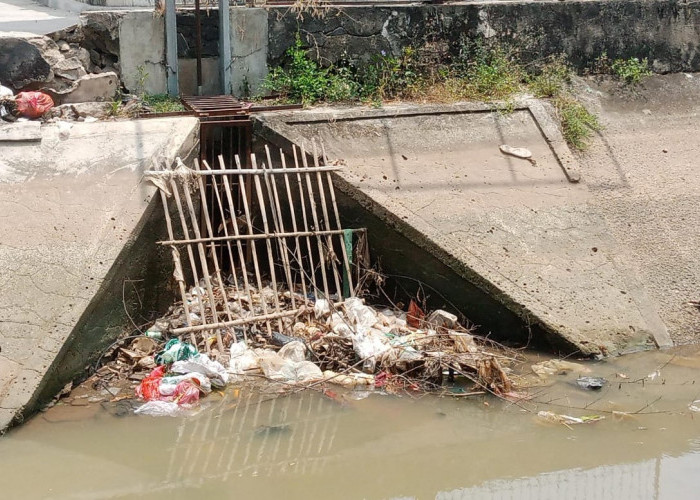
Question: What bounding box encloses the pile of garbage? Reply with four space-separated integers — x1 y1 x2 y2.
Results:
88 275 520 417
0 85 54 122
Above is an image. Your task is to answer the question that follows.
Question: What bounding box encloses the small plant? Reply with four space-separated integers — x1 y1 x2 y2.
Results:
528 55 571 98
134 65 149 97
555 96 602 151
611 57 651 85
142 94 185 113
262 34 354 105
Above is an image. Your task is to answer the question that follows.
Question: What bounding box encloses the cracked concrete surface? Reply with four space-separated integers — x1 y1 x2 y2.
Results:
257 76 698 355
0 117 199 430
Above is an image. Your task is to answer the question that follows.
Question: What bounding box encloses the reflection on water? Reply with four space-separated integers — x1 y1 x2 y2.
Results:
2 347 700 499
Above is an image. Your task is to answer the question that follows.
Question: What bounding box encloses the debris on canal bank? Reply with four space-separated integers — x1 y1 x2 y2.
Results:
83 279 519 417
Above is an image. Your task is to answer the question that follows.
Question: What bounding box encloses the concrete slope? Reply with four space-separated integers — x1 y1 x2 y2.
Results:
255 92 692 356
0 117 199 430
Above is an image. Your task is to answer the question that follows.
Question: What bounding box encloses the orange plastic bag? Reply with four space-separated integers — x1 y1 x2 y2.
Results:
407 300 425 328
15 91 54 119
136 365 167 401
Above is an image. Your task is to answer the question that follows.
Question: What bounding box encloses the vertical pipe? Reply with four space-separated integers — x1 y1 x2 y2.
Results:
195 0 203 95
164 0 179 96
218 0 232 94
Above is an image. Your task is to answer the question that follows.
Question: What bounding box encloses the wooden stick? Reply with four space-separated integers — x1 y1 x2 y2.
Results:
171 301 343 335
300 143 331 302
250 153 284 331
320 142 354 296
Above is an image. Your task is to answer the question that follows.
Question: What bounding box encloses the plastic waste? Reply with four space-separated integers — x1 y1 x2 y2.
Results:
500 144 533 159
344 297 378 333
155 338 198 365
134 400 197 417
352 328 391 372
426 309 458 329
323 370 374 387
15 91 54 119
258 342 322 383
531 359 590 378
271 330 302 347
407 300 425 328
0 84 12 98
229 342 260 378
576 376 607 390
329 312 353 337
172 380 200 405
159 372 211 395
136 365 167 401
171 353 229 387
537 410 604 426
314 299 331 318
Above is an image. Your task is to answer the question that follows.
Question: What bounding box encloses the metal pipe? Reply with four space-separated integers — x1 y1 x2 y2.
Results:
195 0 203 95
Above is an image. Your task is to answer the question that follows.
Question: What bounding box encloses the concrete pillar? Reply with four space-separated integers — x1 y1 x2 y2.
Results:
229 7 268 97
218 0 232 95
164 0 179 96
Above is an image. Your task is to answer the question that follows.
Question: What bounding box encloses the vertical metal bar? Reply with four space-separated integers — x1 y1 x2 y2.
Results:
292 145 318 297
280 150 308 302
158 189 196 346
263 146 296 308
235 154 273 334
164 0 179 96
320 142 355 296
250 154 284 331
194 0 203 95
311 141 342 298
194 159 234 352
218 0 231 94
300 144 331 302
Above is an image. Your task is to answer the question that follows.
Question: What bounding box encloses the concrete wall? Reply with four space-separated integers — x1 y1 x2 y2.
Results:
83 0 700 96
267 1 700 73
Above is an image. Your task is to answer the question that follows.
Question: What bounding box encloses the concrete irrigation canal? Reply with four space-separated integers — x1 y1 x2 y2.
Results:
0 0 699 497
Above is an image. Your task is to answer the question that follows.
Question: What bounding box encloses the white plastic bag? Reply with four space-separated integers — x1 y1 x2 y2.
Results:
171 353 229 387
329 312 353 337
352 328 390 372
313 299 331 318
134 400 197 417
228 341 260 378
258 344 322 383
278 340 306 363
344 297 378 333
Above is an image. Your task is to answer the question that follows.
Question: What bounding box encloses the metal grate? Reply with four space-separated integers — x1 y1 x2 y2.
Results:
146 142 362 351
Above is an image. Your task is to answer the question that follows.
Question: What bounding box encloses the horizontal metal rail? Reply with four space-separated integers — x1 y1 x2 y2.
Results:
158 228 365 246
145 166 341 176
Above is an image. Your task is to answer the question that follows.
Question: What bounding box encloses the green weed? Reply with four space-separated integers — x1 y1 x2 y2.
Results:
555 96 602 151
611 57 651 85
142 94 185 113
528 55 571 98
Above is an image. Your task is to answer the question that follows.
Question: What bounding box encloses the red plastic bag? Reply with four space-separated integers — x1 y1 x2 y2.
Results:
136 365 167 401
15 91 54 119
173 380 200 405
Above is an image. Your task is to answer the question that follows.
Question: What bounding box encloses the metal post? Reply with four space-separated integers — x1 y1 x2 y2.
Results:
218 0 232 95
164 0 179 97
195 0 203 96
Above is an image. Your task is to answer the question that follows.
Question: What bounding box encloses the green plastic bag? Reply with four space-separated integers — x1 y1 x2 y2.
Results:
155 339 198 365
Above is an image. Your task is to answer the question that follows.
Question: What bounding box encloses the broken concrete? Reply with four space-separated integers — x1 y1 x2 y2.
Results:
0 117 200 431
52 71 118 104
256 82 698 356
0 34 53 90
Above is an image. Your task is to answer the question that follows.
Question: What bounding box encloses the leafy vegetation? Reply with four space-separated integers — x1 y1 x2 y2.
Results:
611 57 652 85
264 36 647 150
141 94 186 113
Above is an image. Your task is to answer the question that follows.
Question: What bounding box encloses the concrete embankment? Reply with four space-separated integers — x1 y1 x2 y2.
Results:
256 74 700 356
0 117 199 430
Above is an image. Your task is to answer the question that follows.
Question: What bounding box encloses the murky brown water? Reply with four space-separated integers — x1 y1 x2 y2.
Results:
3 347 700 499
